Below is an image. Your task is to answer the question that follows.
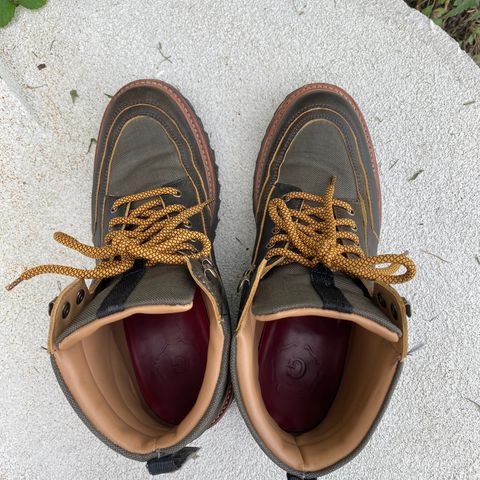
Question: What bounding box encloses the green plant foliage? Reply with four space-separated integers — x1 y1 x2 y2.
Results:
18 0 47 9
0 0 47 28
407 0 480 65
0 0 16 27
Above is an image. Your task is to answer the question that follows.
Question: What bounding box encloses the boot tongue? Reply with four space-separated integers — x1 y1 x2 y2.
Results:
60 264 195 341
252 263 400 337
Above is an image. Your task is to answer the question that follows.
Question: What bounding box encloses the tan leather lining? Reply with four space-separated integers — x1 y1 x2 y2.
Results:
53 288 223 454
235 259 403 472
254 308 399 343
236 306 399 472
57 303 193 351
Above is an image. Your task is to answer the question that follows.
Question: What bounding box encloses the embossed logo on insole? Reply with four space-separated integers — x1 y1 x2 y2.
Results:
275 343 320 392
287 359 306 379
172 355 189 374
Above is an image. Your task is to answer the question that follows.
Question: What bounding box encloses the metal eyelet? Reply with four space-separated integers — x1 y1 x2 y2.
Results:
76 289 85 305
348 208 355 216
271 227 280 235
402 297 412 318
183 220 192 229
377 292 387 308
62 302 71 319
202 257 218 279
282 195 291 203
173 190 182 198
237 265 255 292
48 297 57 315
110 206 117 213
390 303 399 321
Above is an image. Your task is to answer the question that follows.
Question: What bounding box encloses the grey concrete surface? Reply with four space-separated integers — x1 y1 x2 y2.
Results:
0 1 479 479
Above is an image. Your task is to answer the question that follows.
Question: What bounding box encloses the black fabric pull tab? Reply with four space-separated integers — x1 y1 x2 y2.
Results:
146 447 199 475
310 264 353 314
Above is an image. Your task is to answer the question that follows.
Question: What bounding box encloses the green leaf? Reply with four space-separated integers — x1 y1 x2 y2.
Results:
444 0 478 19
454 0 479 9
432 7 447 17
422 5 434 16
470 10 480 20
18 0 47 9
70 89 79 104
0 0 16 27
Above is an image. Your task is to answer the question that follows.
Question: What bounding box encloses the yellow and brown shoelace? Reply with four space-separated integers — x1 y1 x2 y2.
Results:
264 177 416 284
7 187 211 290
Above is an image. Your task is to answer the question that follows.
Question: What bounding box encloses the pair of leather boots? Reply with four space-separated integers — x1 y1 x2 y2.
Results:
8 80 416 479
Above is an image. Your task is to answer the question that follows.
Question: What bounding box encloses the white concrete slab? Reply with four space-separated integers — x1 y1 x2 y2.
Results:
1 1 479 479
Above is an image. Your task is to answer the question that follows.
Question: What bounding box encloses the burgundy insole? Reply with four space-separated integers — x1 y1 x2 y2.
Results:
258 316 351 434
124 288 210 425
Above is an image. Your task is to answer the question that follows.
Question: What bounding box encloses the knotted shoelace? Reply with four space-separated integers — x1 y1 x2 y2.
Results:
264 177 416 284
6 187 211 290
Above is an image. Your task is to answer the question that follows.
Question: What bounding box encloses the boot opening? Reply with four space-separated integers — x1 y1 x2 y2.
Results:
236 307 401 472
124 288 210 425
52 286 224 455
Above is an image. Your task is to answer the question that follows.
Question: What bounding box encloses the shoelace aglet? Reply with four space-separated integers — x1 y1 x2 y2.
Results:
5 276 23 291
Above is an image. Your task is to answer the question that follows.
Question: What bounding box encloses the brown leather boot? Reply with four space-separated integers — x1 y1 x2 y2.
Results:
8 80 232 475
232 83 416 479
